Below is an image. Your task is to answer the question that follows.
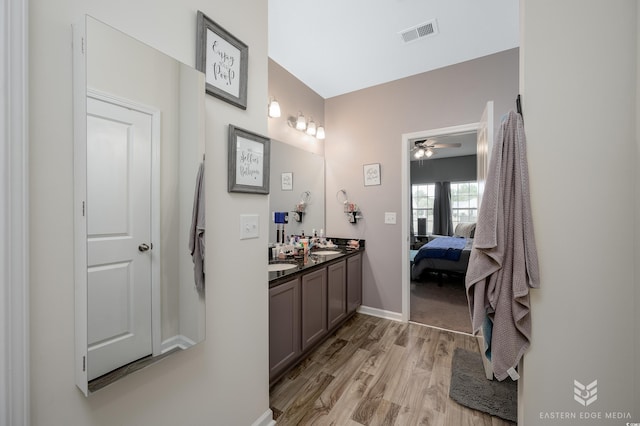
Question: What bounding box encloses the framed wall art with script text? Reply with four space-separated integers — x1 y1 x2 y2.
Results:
196 11 248 109
228 125 270 194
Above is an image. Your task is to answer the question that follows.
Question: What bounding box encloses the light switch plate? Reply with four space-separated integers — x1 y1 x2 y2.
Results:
384 212 397 224
240 214 259 239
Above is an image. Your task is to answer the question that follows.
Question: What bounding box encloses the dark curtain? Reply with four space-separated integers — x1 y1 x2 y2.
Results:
433 181 453 236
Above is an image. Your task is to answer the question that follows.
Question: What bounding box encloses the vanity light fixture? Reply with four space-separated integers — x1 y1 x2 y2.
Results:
268 98 281 118
286 112 326 140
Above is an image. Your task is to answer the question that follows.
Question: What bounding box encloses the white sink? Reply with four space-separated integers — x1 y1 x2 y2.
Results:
313 250 342 256
267 263 298 272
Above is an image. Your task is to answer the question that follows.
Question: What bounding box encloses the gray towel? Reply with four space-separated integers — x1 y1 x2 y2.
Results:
189 161 205 294
465 110 539 381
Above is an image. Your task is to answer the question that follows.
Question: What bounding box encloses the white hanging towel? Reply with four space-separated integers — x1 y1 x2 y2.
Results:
465 110 540 381
189 161 205 295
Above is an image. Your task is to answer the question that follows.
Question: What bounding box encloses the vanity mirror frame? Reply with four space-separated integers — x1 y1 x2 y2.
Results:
72 15 206 395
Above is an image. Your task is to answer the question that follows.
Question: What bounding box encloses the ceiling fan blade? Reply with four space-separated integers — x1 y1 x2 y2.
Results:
430 142 462 149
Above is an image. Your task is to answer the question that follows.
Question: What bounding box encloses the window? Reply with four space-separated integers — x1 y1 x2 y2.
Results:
411 181 479 235
450 181 479 230
411 183 435 235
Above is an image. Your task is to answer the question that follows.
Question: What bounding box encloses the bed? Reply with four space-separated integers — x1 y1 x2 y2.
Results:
410 222 476 281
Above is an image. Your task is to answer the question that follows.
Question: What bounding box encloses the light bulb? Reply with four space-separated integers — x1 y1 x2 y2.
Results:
268 99 281 118
425 148 434 158
295 113 306 131
316 126 325 139
414 149 425 159
306 120 317 136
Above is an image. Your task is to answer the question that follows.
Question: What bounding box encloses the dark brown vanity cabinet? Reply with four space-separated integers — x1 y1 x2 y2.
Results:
300 268 327 352
327 260 347 330
346 253 362 314
268 278 300 380
269 250 363 385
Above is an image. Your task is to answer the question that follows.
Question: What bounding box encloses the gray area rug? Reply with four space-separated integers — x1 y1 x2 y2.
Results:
449 348 517 423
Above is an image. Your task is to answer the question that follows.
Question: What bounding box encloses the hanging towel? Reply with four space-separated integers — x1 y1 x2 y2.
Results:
189 161 205 295
465 110 539 381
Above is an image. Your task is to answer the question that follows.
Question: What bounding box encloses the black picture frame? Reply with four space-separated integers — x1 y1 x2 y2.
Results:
228 125 270 194
196 11 248 109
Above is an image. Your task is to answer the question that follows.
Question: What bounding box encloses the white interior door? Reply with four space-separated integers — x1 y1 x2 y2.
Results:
86 96 153 381
476 100 494 208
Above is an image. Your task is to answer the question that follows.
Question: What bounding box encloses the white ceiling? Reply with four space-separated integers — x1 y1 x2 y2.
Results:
268 0 519 99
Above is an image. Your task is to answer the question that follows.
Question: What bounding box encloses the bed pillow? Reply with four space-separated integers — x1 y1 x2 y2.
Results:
454 222 476 239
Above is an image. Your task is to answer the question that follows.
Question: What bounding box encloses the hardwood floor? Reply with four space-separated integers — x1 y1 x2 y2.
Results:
270 314 515 426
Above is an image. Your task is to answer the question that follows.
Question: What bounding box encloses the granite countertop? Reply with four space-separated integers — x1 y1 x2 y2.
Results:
268 239 365 287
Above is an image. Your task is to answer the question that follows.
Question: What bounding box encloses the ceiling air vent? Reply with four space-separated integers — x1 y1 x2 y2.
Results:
399 19 438 44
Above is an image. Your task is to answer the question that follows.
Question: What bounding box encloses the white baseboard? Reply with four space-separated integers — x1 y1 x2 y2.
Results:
357 305 403 322
161 335 196 354
252 409 276 426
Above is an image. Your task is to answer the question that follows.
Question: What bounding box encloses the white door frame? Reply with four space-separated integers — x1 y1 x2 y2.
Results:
1 0 29 423
73 82 162 394
400 122 480 322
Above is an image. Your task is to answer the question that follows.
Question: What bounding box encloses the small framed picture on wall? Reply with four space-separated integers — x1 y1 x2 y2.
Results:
281 172 293 191
363 163 381 186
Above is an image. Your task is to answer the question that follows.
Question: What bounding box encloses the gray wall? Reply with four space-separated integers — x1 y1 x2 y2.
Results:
325 48 519 313
521 1 638 423
410 155 477 184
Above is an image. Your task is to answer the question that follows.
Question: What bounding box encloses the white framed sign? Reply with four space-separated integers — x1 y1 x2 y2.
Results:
363 163 381 186
281 172 293 191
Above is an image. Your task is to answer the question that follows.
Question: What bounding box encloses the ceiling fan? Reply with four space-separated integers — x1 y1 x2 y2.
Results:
411 138 462 159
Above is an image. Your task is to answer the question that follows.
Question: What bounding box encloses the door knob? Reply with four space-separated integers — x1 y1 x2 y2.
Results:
138 243 150 252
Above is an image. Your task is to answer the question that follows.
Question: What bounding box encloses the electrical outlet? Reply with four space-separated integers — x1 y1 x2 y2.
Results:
384 212 396 224
240 214 259 239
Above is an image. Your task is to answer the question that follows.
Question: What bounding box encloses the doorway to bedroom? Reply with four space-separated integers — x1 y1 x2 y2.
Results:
409 132 477 334
401 105 493 334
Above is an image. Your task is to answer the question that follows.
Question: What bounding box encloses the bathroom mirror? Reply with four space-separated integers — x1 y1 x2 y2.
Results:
73 15 206 395
269 141 325 242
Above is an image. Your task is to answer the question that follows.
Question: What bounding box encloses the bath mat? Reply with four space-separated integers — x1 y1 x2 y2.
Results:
449 348 517 423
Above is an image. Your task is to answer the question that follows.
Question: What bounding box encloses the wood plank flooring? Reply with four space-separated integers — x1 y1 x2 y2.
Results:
270 314 515 426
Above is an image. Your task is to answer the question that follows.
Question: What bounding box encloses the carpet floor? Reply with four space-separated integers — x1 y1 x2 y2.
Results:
410 272 472 334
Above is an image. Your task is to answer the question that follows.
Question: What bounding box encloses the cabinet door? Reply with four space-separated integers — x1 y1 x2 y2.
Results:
327 260 347 330
269 278 300 380
346 253 362 314
301 268 327 352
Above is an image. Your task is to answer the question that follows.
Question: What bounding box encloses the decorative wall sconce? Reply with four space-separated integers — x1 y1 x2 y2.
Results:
268 98 281 118
292 191 311 222
287 112 325 140
336 189 362 224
